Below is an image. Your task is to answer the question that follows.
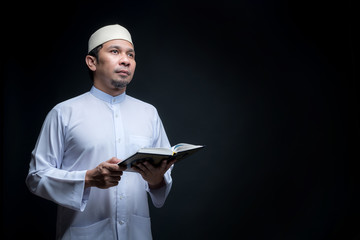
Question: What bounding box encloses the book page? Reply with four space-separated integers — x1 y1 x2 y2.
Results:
172 143 204 153
137 147 173 155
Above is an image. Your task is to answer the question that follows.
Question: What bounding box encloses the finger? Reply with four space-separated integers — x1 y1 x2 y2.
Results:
168 159 177 165
135 162 150 174
105 163 124 173
143 161 156 171
118 164 127 171
111 176 121 182
131 165 147 178
136 162 148 171
99 167 122 179
131 165 141 174
163 160 175 172
109 171 123 177
107 180 119 188
109 175 122 183
107 157 121 164
155 160 166 172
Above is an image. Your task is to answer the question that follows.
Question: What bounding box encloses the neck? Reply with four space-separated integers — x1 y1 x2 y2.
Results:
93 82 126 96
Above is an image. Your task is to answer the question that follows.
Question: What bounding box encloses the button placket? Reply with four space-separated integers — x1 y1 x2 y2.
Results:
112 104 122 157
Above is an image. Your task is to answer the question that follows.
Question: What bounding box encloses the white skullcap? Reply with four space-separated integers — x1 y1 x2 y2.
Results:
88 24 133 53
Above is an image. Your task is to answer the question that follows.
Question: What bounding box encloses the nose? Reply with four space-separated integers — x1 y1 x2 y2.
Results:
119 53 130 66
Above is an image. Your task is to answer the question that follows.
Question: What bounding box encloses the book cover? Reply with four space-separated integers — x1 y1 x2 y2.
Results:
119 143 204 171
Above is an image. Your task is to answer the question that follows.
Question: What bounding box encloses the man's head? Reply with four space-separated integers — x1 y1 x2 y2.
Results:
85 24 136 95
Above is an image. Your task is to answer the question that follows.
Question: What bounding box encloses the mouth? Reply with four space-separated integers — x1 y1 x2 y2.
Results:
115 69 130 76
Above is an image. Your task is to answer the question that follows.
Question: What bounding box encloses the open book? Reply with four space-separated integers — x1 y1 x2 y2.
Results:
119 143 205 171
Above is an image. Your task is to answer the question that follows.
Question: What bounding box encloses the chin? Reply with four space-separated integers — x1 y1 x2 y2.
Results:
111 79 130 89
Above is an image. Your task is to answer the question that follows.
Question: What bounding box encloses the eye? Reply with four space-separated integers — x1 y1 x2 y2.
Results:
128 53 135 59
110 49 119 54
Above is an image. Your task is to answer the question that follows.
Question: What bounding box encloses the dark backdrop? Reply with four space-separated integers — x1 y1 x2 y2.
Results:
1 0 359 239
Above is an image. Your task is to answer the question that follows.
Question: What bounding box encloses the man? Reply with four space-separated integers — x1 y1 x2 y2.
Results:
26 24 175 240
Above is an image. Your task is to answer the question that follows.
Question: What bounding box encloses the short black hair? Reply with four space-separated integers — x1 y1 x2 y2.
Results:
87 44 103 81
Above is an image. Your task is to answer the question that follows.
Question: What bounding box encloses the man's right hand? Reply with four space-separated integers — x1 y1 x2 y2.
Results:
85 157 126 189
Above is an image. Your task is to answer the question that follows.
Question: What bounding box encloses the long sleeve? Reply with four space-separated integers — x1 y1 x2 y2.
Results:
146 170 173 208
25 108 90 211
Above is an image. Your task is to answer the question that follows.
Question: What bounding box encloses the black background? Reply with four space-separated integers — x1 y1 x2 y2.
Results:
1 0 359 239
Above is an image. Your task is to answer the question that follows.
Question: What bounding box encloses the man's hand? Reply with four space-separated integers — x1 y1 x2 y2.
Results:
132 159 176 189
85 157 126 189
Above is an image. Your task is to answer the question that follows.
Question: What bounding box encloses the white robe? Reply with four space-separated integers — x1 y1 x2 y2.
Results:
26 86 173 239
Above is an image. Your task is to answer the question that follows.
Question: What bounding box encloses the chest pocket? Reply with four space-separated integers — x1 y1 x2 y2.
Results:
128 135 153 155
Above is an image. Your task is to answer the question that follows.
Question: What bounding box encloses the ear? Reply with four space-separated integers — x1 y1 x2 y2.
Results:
85 55 97 71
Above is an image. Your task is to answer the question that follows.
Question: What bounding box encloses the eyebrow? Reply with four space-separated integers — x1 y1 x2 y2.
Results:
107 45 135 53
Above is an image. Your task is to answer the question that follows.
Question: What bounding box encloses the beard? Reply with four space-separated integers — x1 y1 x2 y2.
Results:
111 79 131 89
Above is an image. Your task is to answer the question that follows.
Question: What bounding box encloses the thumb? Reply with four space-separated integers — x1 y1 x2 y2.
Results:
107 157 121 164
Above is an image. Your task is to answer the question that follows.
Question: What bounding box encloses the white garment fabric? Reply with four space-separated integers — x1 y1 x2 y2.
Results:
26 86 173 239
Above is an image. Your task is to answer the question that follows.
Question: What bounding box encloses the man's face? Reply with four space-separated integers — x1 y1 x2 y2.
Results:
93 39 136 94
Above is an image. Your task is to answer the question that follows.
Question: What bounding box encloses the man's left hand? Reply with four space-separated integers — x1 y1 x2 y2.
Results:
132 159 175 189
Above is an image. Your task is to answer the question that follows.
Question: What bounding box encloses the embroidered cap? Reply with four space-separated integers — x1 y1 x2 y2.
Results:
88 24 133 53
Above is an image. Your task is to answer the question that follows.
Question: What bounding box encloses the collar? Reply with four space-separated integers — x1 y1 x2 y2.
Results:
90 86 126 104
